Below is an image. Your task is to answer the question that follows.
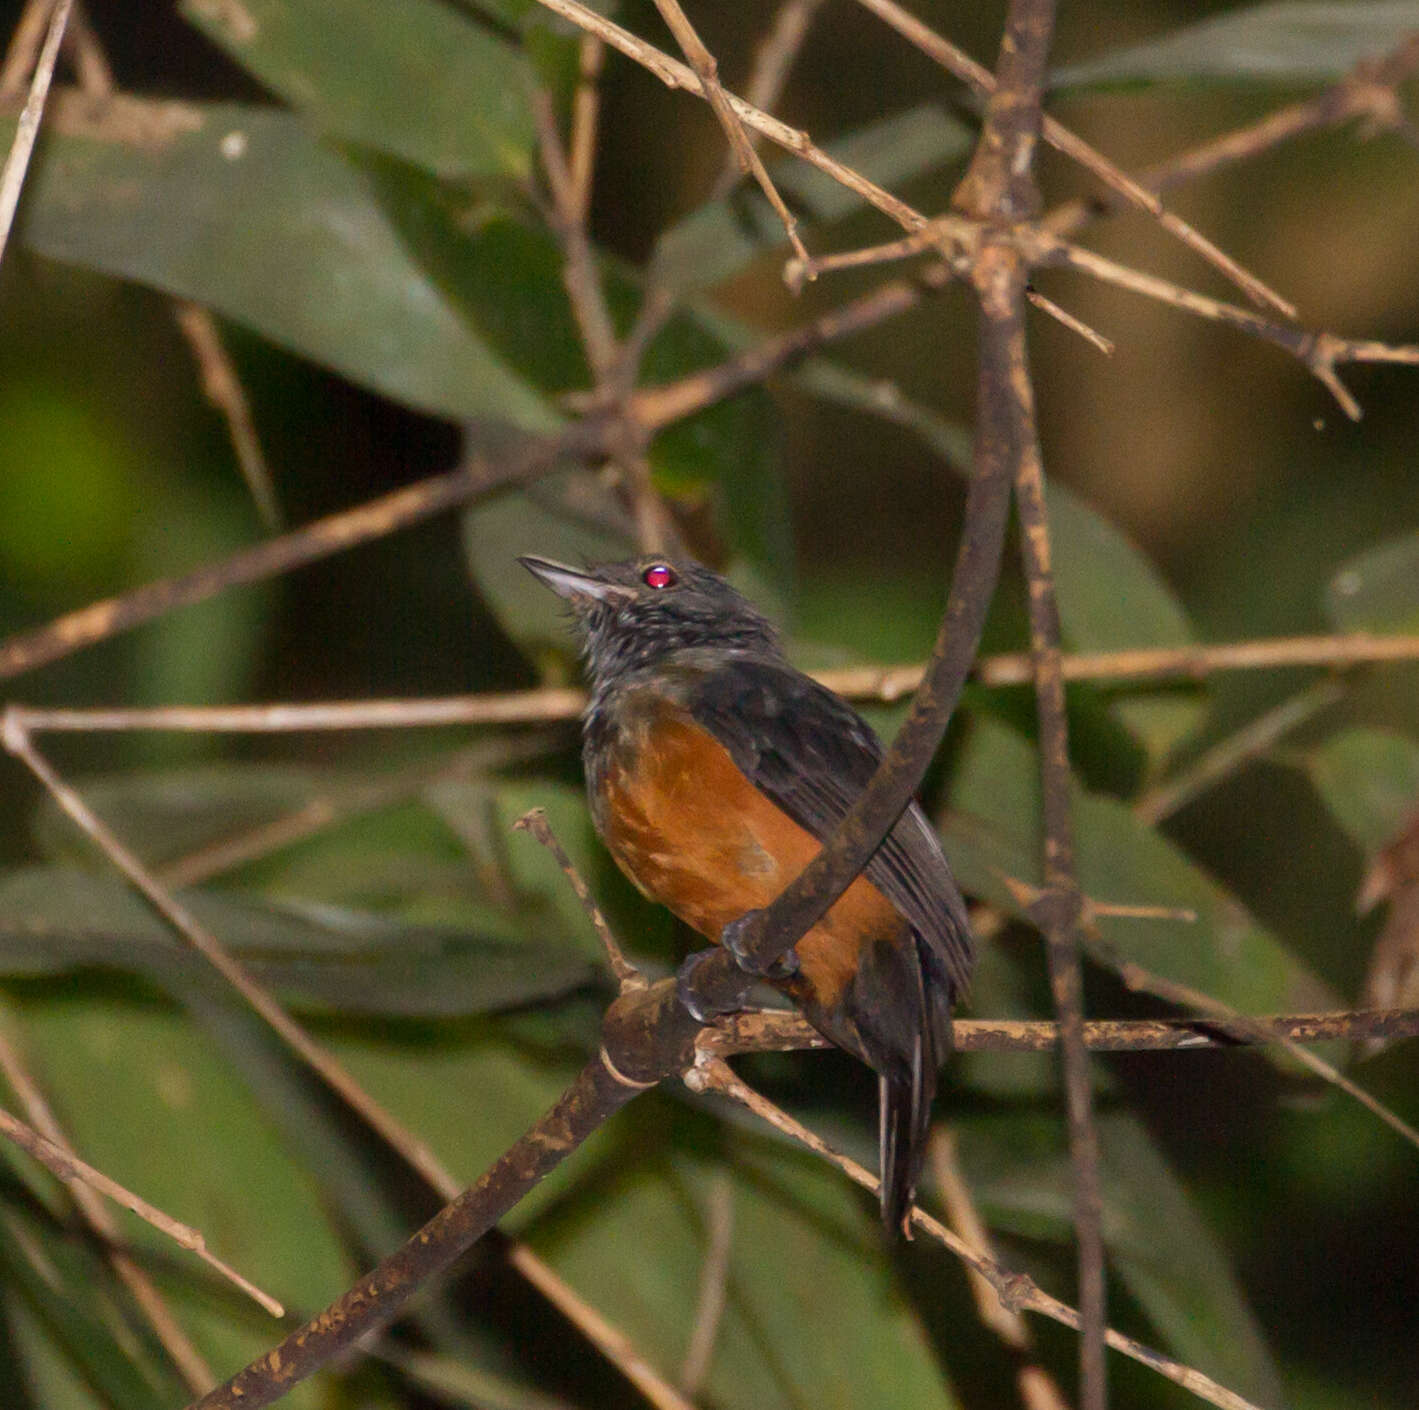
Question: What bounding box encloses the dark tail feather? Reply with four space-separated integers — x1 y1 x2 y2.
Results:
878 1029 938 1236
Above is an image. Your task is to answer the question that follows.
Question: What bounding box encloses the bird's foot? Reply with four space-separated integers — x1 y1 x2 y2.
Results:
721 909 801 982
675 948 754 1022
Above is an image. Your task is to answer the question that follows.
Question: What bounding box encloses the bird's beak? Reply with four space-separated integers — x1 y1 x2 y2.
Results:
518 555 634 605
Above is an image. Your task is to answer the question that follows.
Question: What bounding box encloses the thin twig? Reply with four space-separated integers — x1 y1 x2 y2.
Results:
614 0 827 406
1134 676 1348 825
1027 286 1114 355
1042 34 1419 239
174 303 282 530
513 806 644 990
188 1053 651 1410
63 0 110 95
0 0 72 267
702 1006 1419 1055
529 0 925 232
12 632 1419 738
1034 235 1419 421
0 1012 217 1393
678 1172 734 1396
0 415 613 681
1112 962 1419 1154
852 0 1294 318
0 0 51 96
650 0 811 269
955 0 1107 1399
689 1057 1265 1410
929 1129 1070 1410
532 87 619 381
0 1101 283 1317
567 32 604 225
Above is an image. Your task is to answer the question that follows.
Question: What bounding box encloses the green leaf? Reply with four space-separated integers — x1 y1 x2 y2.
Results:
1047 479 1204 763
16 100 557 425
943 715 1337 1014
656 104 973 291
1307 728 1419 856
0 867 596 1016
1054 2 1419 90
958 1109 1283 1407
182 0 535 180
363 172 593 394
1325 530 1419 633
0 1204 180 1410
527 1106 959 1410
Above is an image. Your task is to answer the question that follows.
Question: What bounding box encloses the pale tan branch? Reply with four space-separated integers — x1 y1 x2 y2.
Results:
0 1099 282 1317
174 302 281 530
651 0 810 267
852 0 1293 317
0 0 72 265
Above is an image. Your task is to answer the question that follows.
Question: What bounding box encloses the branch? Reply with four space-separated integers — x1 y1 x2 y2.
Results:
0 0 71 265
0 415 613 681
695 260 1015 977
703 1004 1419 1056
0 1101 282 1318
188 1050 654 1410
950 0 1108 1400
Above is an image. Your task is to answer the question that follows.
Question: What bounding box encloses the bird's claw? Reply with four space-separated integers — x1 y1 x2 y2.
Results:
675 948 753 1022
721 910 801 981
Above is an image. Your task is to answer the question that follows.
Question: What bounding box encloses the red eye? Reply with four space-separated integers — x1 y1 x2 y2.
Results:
642 563 676 589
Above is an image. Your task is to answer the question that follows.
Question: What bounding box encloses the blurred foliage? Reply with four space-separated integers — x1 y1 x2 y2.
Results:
0 1 1418 1408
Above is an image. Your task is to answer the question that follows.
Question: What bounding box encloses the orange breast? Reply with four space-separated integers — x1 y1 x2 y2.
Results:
598 711 905 1016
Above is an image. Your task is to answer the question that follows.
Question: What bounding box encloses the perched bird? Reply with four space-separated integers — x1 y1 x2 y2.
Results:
520 554 973 1232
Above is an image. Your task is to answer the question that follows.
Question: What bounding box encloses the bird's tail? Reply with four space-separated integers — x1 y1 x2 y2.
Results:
878 1027 938 1236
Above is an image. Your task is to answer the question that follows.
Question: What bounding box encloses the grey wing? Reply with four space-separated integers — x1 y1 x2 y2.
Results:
688 656 974 997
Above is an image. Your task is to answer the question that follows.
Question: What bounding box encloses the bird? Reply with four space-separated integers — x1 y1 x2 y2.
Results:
519 553 973 1233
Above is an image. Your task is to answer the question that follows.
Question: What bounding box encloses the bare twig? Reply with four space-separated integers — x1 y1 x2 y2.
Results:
614 0 827 404
188 1052 653 1410
529 0 925 232
514 806 643 990
702 1005 1419 1055
0 0 72 266
929 1129 1070 1410
12 632 1419 740
173 302 281 530
1042 34 1419 239
1112 963 1419 1154
532 87 619 382
650 0 811 269
853 0 1294 318
0 1100 283 1317
1033 235 1419 421
1134 676 1348 825
0 0 52 96
0 1014 217 1393
689 1057 1266 1410
567 32 604 225
678 1172 734 1395
954 0 1106 1399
